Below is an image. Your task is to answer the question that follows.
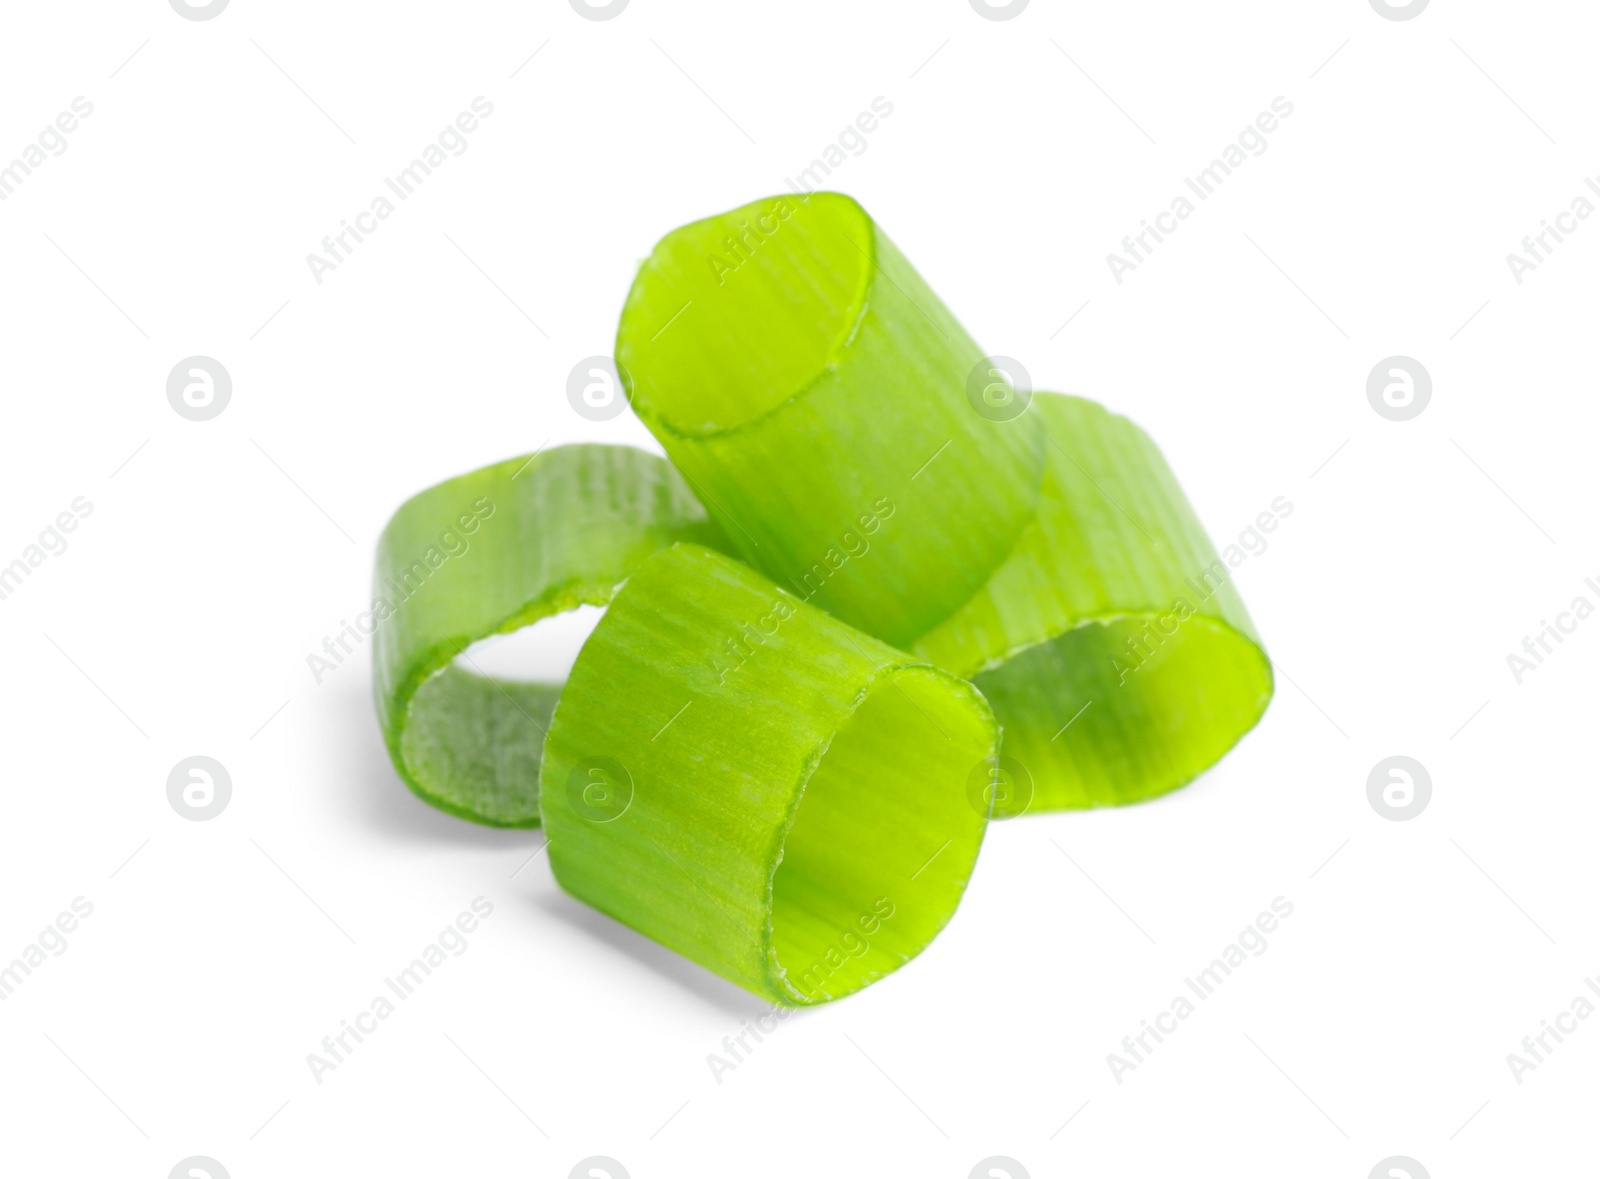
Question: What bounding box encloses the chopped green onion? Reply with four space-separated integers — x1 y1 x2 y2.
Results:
615 191 1046 647
541 543 996 1004
613 192 1270 808
372 445 727 826
911 394 1274 810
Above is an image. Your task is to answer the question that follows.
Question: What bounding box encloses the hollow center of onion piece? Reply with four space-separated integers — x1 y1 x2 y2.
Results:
974 614 1273 809
768 665 991 1003
618 192 872 437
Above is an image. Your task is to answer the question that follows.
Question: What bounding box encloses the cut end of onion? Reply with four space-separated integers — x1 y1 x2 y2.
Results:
767 664 992 1004
618 192 873 437
541 543 995 1005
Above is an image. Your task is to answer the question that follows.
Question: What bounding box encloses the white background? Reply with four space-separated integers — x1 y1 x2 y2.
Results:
1 1 1595 1176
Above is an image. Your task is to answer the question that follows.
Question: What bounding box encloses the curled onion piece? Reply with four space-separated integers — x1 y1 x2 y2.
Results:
373 445 727 826
541 543 996 1004
616 191 1046 648
911 394 1274 811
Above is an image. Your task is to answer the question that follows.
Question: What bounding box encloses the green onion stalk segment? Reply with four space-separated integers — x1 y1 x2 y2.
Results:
615 191 1047 649
366 192 1275 1002
910 393 1273 812
616 192 1272 810
539 542 996 1005
371 444 728 827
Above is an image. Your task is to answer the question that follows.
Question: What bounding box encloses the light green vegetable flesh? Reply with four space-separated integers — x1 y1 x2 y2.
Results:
911 393 1274 809
367 198 1278 1004
372 445 727 826
616 191 1046 648
615 189 1271 810
541 544 995 1005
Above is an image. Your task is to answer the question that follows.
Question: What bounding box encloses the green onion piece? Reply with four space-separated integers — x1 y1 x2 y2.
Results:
615 191 1046 647
911 393 1274 811
541 543 996 1004
372 445 727 827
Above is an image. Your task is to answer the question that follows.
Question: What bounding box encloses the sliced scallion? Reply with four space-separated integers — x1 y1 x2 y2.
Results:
541 543 996 1004
373 445 727 826
911 394 1274 810
615 191 1046 647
